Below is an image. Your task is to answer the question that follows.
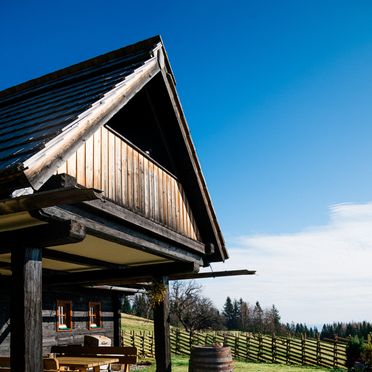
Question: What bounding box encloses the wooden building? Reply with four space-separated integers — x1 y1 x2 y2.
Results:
0 36 228 372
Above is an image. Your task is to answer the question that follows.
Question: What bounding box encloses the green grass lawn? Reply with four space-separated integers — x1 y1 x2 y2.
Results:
131 355 344 372
122 313 154 332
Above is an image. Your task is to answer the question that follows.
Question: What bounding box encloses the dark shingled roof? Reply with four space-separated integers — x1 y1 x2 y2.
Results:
0 36 161 173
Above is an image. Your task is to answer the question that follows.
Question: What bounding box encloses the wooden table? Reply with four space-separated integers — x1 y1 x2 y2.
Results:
57 356 119 372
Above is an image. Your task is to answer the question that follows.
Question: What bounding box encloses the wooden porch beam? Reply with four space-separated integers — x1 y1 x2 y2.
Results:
45 261 199 286
40 206 203 264
82 198 206 254
0 220 86 248
0 186 102 215
169 269 256 280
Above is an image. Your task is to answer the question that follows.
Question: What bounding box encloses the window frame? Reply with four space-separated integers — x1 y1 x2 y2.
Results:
56 300 72 332
88 302 102 330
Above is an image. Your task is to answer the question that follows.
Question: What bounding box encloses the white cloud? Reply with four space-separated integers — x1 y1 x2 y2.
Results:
200 202 372 325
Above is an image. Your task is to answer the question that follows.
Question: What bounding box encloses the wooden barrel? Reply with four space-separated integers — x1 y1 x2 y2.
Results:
189 346 233 371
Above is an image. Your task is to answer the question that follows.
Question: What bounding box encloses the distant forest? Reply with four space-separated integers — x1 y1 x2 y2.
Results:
123 281 372 340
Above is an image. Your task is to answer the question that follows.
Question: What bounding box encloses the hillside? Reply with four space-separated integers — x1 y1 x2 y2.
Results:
121 313 154 332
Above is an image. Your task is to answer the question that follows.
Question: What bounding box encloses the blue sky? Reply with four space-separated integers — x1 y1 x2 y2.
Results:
2 1 372 324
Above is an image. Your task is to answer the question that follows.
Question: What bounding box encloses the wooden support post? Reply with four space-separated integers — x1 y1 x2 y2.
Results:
113 293 123 346
153 276 171 372
10 246 42 372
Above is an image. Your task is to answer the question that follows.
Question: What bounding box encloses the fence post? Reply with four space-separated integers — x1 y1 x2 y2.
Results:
246 334 250 361
272 334 276 363
258 334 263 361
131 330 135 348
316 334 321 366
121 331 125 347
333 336 338 368
120 331 124 347
175 328 180 354
151 331 154 357
301 334 306 365
141 331 145 356
286 338 291 365
189 331 193 352
223 333 228 347
234 335 239 359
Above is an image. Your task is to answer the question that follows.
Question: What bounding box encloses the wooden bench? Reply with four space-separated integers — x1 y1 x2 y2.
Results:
51 346 137 372
44 357 71 371
0 356 67 372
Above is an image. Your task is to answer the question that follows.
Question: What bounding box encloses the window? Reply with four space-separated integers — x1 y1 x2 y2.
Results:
88 302 102 329
56 300 72 331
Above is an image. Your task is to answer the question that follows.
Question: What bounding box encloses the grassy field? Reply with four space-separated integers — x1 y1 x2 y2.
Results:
132 355 343 371
122 313 154 332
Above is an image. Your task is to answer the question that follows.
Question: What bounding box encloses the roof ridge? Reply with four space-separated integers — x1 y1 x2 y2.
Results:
0 35 162 102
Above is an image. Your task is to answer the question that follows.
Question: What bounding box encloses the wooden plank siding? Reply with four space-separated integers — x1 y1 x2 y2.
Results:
0 287 115 356
57 126 201 241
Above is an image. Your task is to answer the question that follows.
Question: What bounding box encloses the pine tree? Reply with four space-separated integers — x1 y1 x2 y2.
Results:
223 297 235 330
253 301 264 333
232 299 240 330
121 296 132 314
238 299 250 331
132 294 152 319
270 305 281 333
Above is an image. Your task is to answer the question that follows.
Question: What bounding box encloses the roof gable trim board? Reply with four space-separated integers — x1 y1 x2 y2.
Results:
160 70 227 261
23 55 162 191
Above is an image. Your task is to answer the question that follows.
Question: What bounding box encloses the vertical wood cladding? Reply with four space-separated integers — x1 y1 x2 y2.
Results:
58 126 201 241
0 288 115 356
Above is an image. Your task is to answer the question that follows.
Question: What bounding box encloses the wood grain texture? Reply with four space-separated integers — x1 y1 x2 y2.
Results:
57 127 201 241
153 277 171 372
0 261 117 358
93 127 102 190
11 246 43 372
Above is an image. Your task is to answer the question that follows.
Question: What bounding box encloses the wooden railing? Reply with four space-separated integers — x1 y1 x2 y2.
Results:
58 126 201 241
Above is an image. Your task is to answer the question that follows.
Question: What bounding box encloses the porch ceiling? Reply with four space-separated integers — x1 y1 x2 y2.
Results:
0 232 171 275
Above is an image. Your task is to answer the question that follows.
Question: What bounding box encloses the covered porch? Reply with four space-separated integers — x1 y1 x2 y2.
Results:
0 177 205 372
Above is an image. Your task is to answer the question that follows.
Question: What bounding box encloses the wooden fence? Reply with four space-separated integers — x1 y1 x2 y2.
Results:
122 329 348 368
122 330 155 357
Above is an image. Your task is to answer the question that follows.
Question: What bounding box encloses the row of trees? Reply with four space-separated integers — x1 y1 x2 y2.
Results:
285 323 319 338
320 322 372 339
222 297 283 334
122 282 372 340
284 322 372 340
122 281 285 334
